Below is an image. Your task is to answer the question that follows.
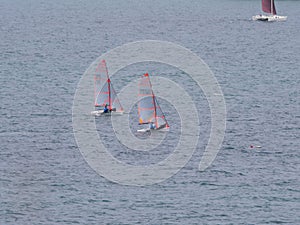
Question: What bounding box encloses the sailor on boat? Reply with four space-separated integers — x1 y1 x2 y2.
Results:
149 122 156 130
103 104 109 113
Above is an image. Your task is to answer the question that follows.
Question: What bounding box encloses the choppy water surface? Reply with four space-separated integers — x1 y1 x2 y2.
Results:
1 0 299 224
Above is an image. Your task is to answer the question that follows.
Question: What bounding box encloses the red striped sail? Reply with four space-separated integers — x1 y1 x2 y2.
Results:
94 60 123 112
97 78 123 112
94 60 109 107
138 73 169 129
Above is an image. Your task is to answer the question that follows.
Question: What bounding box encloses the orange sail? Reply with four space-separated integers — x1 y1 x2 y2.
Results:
94 59 109 107
94 60 123 112
138 73 169 129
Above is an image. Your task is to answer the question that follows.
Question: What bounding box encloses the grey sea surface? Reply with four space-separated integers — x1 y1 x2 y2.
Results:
1 0 299 224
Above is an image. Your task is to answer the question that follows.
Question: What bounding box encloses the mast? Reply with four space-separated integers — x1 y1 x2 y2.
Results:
94 70 97 106
271 0 273 15
147 74 168 129
271 0 277 15
104 60 112 110
147 74 157 127
108 78 111 110
152 91 158 128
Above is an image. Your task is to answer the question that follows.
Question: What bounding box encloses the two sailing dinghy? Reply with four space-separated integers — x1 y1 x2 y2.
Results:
90 60 124 116
252 0 287 22
137 73 169 133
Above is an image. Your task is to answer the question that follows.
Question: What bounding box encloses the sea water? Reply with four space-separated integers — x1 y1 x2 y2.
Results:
1 0 299 224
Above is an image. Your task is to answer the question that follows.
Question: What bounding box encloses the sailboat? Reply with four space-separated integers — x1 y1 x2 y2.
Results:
137 73 169 132
252 0 287 22
90 59 124 116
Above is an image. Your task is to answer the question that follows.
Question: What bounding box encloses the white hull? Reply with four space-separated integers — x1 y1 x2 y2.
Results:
137 126 170 133
157 126 170 132
137 128 150 133
252 14 287 22
91 109 104 115
91 110 123 116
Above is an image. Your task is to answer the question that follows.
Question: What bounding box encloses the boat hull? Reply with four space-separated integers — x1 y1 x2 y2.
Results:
91 110 123 116
137 126 170 133
137 128 150 133
252 14 287 22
